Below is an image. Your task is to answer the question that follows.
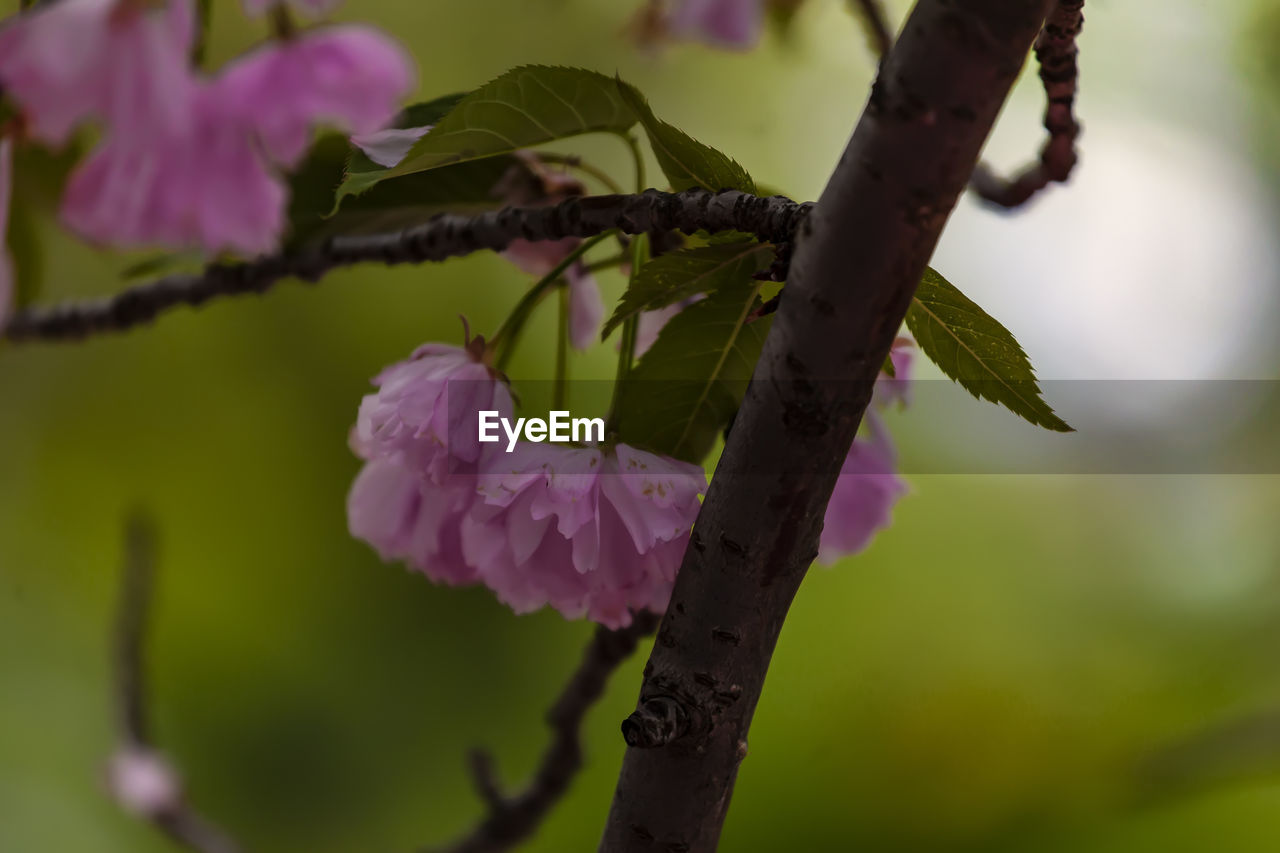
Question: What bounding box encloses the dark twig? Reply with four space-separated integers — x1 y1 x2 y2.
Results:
107 514 243 853
429 611 660 853
971 0 1084 208
4 190 809 343
849 0 893 58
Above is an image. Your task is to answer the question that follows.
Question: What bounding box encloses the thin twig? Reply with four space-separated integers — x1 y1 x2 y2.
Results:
3 189 808 344
971 0 1085 208
849 0 893 59
107 514 243 853
428 611 660 853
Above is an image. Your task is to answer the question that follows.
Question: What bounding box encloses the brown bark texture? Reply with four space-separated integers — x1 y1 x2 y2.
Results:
599 2 1055 850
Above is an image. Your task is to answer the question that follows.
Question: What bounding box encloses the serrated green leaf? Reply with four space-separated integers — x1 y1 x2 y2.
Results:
615 279 770 463
616 83 755 194
907 267 1072 432
603 242 771 339
335 67 639 203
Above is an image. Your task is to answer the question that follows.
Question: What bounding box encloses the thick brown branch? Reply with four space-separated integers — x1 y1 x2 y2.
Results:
599 2 1054 850
429 611 659 853
108 514 243 853
3 190 808 343
971 0 1084 208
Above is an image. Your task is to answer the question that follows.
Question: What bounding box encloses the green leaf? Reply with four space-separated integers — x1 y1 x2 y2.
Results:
907 267 1072 432
602 242 772 339
616 83 755 194
335 67 639 203
288 131 525 245
615 278 770 463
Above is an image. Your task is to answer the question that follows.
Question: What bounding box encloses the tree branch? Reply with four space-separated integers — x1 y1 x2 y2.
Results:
599 2 1054 850
107 514 243 853
429 612 659 853
849 0 893 59
971 0 1085 208
2 190 808 343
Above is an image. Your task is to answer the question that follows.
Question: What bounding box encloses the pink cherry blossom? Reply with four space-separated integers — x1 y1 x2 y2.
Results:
215 26 415 167
465 442 706 628
352 341 513 476
240 0 343 18
347 457 479 586
670 0 764 49
61 81 287 256
503 239 605 351
0 0 196 145
817 341 913 564
0 138 13 331
60 23 413 254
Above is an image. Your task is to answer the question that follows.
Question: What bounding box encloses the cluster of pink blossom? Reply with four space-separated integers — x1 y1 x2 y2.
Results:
0 0 414 257
0 138 12 330
346 336 709 628
346 333 909 624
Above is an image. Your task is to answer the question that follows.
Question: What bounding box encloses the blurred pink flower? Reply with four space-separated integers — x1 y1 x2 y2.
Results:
240 0 343 17
61 82 287 255
0 138 12 331
215 26 414 167
106 747 181 818
817 340 913 564
0 0 196 145
464 442 706 628
670 0 763 49
60 23 412 254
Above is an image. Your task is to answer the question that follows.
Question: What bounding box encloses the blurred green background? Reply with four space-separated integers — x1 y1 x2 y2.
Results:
4 0 1280 850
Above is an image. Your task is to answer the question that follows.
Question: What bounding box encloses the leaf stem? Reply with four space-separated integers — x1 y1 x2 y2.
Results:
621 133 648 194
537 153 628 195
492 232 612 371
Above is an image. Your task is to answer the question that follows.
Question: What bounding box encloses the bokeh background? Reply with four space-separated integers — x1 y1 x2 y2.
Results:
3 0 1280 850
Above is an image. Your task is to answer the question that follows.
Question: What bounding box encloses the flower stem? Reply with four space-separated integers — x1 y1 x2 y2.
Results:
605 233 649 431
537 153 627 195
492 232 612 372
554 285 569 411
621 133 647 194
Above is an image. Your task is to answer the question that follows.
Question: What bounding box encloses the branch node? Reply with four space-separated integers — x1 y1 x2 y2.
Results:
621 696 690 749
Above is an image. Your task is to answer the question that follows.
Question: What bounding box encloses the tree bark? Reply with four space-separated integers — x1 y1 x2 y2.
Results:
599 2 1054 850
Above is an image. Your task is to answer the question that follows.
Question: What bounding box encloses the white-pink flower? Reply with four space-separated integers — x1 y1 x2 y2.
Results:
0 0 196 145
817 341 913 564
464 442 706 628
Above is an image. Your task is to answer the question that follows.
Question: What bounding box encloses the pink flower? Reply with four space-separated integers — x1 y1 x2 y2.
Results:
347 457 478 585
61 82 286 256
60 24 413 254
347 339 512 586
464 443 706 628
503 239 604 351
817 341 913 564
670 0 763 49
215 26 415 167
0 0 196 145
240 0 343 18
352 341 514 475
0 138 13 331
106 746 181 818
